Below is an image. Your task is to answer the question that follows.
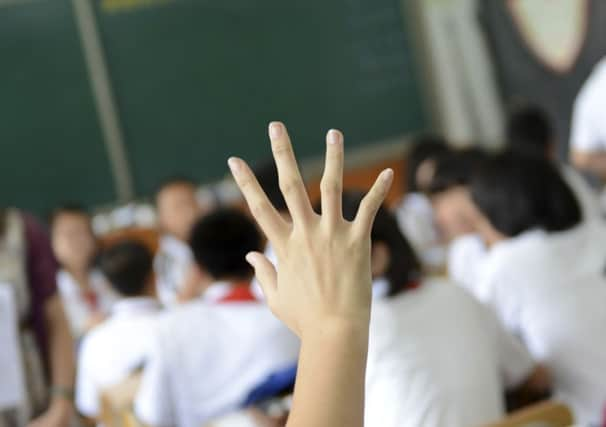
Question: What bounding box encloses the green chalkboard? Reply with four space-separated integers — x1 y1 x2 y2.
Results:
95 0 427 196
0 0 116 215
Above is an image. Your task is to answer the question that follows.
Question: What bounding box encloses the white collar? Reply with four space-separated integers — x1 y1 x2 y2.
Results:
57 269 104 295
201 281 233 303
111 297 161 316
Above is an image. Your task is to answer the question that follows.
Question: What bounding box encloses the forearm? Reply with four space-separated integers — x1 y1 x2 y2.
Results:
287 319 370 427
45 296 76 401
571 150 606 181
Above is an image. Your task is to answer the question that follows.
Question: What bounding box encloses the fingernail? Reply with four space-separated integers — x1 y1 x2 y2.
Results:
269 122 283 139
382 168 394 181
245 252 257 266
327 129 341 145
228 157 241 174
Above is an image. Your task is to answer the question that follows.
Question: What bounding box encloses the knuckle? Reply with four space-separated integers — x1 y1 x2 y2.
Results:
279 178 298 196
320 178 341 195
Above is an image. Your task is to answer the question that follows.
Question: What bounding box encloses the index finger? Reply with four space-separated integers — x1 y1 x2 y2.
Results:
269 122 314 225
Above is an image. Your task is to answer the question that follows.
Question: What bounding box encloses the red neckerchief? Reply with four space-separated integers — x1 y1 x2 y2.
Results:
217 283 257 303
82 290 98 309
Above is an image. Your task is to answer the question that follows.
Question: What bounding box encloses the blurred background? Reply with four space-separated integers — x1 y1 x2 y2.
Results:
2 0 605 221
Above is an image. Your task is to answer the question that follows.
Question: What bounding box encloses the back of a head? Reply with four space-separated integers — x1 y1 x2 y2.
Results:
506 103 554 158
100 240 153 297
341 191 421 297
470 152 581 237
253 160 288 212
406 134 450 193
427 147 487 196
189 208 262 281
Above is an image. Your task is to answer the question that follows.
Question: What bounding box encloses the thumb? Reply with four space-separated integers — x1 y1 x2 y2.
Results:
246 251 278 303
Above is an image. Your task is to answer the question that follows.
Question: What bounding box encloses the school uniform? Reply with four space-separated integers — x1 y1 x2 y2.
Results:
57 269 118 339
365 278 535 427
560 165 603 221
393 193 446 269
447 233 487 292
154 235 194 307
134 283 299 427
473 222 606 425
75 297 161 419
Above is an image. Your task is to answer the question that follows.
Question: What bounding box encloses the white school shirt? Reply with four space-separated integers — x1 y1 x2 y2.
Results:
474 223 606 425
57 269 119 338
394 193 446 269
560 165 603 222
154 235 194 307
447 233 487 292
570 57 606 153
135 299 299 427
75 297 161 419
365 278 534 427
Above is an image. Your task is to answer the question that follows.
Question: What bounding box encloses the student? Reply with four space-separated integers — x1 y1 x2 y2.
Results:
458 152 606 425
135 208 299 427
570 57 606 182
507 103 602 221
75 240 161 421
393 135 450 270
336 192 547 427
154 177 201 306
50 205 118 339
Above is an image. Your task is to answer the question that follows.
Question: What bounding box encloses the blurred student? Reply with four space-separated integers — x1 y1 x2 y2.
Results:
507 103 602 221
393 135 450 270
135 209 299 427
51 205 117 339
154 177 201 306
570 57 606 182
337 192 548 427
449 153 606 425
0 208 74 427
76 240 160 421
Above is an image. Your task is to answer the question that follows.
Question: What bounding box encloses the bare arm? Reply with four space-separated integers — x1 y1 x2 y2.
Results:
570 149 606 182
229 122 392 427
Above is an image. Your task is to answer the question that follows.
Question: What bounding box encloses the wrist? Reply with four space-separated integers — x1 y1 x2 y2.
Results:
300 314 370 347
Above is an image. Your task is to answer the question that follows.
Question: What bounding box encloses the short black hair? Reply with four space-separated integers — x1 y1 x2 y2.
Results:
340 191 421 297
470 151 581 237
426 147 487 196
506 103 554 158
49 203 90 229
253 160 287 212
100 240 153 297
189 208 262 280
155 176 196 204
406 134 450 193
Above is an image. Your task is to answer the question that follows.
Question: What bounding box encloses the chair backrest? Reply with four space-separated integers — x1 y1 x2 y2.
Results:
100 371 143 427
484 401 573 427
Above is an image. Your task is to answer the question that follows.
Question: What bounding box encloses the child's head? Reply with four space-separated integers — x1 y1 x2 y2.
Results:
253 160 288 214
100 240 154 297
469 151 581 244
406 135 449 193
155 177 201 241
51 204 97 272
426 148 487 241
189 208 262 282
341 191 421 297
506 103 555 159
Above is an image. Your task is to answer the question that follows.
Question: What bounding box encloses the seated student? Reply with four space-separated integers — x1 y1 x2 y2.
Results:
75 240 161 421
135 209 299 427
506 103 602 221
336 192 548 427
393 135 450 270
154 177 202 307
51 204 118 339
449 152 606 425
426 148 489 288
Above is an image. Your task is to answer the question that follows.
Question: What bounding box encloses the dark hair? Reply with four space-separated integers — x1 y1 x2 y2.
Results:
426 147 487 195
506 103 554 158
49 203 90 229
470 152 581 237
155 176 196 204
253 160 287 212
100 240 153 297
189 208 262 280
340 191 421 297
406 134 450 193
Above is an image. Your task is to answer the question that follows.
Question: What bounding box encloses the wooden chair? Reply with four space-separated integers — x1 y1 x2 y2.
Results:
99 371 143 427
484 400 574 427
